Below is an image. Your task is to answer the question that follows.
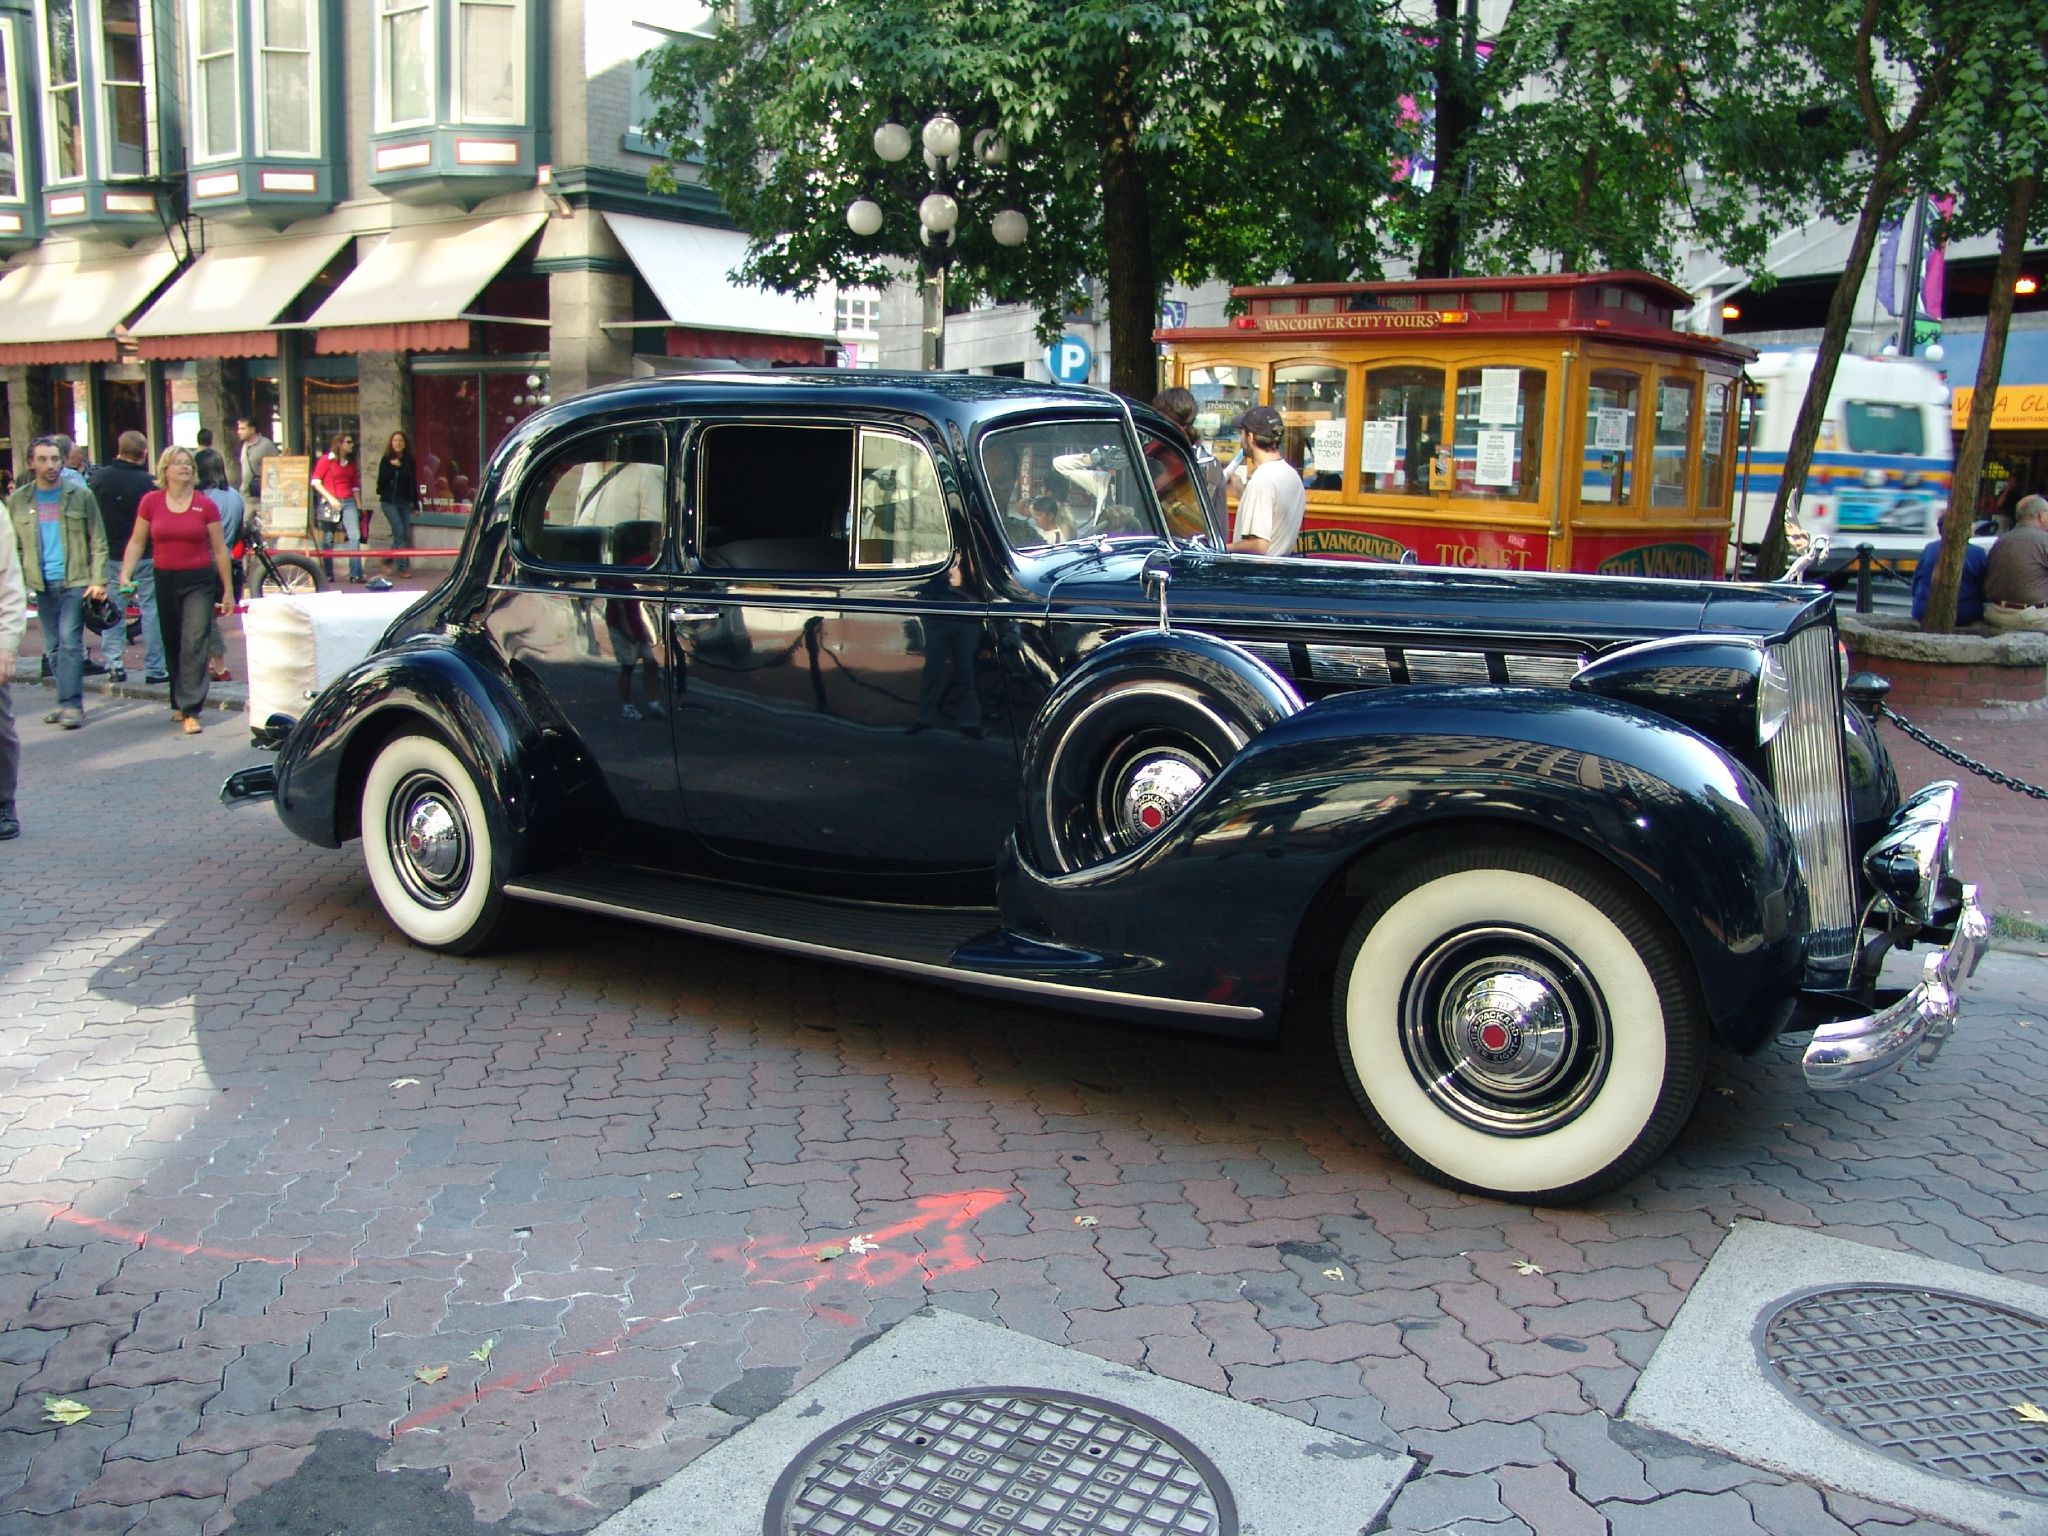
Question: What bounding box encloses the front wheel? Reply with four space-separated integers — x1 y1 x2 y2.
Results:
1333 838 1704 1204
252 552 325 597
360 734 506 953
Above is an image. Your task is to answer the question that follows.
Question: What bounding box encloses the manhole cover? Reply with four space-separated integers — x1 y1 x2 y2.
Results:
1759 1284 2048 1500
763 1387 1238 1536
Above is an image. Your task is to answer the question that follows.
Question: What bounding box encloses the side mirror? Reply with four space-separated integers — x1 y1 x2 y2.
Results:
1140 547 1174 632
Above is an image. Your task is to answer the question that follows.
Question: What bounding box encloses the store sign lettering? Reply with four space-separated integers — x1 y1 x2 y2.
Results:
1952 385 2048 430
1260 311 1447 333
1595 542 1713 580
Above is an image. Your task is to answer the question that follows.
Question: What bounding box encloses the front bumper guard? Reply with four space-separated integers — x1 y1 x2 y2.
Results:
1802 884 1988 1087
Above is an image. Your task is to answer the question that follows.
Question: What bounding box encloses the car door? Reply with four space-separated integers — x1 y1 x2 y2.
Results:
665 414 1018 897
483 418 691 860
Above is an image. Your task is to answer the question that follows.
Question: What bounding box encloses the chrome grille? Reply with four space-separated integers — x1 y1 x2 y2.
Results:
1403 648 1492 684
1307 644 1394 684
1503 653 1584 686
1766 625 1857 972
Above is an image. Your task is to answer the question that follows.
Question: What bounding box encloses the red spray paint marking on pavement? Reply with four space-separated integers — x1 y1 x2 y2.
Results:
709 1189 1010 1294
391 1314 684 1437
39 1203 329 1266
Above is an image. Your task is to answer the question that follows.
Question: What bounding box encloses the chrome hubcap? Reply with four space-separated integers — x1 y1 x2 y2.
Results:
1400 927 1609 1136
1114 752 1209 844
389 774 470 908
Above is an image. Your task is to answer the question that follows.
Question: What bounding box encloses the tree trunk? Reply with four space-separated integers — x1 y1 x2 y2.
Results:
1100 48 1159 400
1417 0 1476 279
1925 173 2038 632
1755 164 1898 578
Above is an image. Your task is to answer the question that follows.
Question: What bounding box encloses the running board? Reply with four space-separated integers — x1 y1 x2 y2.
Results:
502 864 1261 1023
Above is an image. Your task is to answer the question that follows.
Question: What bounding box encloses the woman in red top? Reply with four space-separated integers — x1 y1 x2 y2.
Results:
115 445 234 734
311 432 364 583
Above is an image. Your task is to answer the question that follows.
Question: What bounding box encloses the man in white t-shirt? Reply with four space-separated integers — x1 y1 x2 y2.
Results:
1227 405 1304 556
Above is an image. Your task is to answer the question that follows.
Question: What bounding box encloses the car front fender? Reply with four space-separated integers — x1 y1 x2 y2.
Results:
274 636 574 865
998 685 1807 1049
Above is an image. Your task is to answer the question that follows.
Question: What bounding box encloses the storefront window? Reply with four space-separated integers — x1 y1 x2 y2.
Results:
1183 364 1259 470
1273 363 1346 492
1361 364 1444 498
1451 365 1544 501
1582 369 1639 507
413 372 479 509
1700 380 1732 511
1651 378 1696 508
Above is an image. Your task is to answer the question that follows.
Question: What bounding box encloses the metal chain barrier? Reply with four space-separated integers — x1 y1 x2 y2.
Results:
1879 703 2048 800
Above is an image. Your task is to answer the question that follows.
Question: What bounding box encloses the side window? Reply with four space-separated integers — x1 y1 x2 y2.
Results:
855 430 951 569
1582 369 1640 507
1361 364 1445 497
1137 425 1213 542
1651 377 1696 508
1273 363 1347 492
1701 380 1733 510
516 426 669 568
1451 365 1545 502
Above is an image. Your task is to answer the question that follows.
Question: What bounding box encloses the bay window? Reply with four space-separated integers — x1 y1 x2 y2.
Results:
0 29 19 198
456 0 519 122
99 0 150 176
39 0 84 181
257 0 316 155
192 0 238 161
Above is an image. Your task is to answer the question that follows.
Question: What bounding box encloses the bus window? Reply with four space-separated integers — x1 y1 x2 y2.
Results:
1701 381 1733 509
1452 365 1545 502
1583 370 1640 506
1362 365 1445 497
1185 365 1261 470
1652 378 1696 508
1275 364 1347 492
1844 401 1925 455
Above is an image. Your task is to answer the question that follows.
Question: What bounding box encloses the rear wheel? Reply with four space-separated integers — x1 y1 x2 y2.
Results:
1332 838 1704 1203
253 553 325 597
360 733 506 953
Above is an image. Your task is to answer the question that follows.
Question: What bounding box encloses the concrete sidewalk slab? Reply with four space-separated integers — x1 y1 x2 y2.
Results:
589 1310 1414 1536
1626 1221 2048 1536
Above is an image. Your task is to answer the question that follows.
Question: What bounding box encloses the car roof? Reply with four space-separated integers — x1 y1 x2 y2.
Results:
559 369 1121 419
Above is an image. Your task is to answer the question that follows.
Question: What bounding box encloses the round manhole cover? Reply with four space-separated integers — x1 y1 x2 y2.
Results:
1759 1284 2048 1500
763 1387 1238 1535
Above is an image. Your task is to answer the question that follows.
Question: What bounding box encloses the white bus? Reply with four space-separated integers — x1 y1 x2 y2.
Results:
1734 351 1953 571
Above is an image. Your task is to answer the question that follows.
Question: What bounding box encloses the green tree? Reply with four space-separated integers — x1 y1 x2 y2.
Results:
1920 0 2048 632
641 0 1418 399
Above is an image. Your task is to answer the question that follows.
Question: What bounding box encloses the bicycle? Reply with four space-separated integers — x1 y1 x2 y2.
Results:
243 516 327 598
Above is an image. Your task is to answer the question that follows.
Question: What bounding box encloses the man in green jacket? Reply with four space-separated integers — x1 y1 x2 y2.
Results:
7 436 109 729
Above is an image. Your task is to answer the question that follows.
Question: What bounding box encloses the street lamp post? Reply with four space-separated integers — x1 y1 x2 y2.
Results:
847 111 1027 372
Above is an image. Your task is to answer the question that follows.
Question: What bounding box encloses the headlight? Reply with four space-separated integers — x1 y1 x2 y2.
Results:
1758 646 1791 746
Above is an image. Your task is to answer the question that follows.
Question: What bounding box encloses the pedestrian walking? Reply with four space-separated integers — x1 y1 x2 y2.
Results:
311 433 364 583
195 447 244 682
236 415 278 506
0 480 25 838
375 430 418 575
1226 405 1305 556
115 445 234 735
88 430 165 684
6 436 110 729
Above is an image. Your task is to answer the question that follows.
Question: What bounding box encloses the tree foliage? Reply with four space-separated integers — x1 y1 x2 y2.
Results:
1919 0 2048 631
640 0 1419 397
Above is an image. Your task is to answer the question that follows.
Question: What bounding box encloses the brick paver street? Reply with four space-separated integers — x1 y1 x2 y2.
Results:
1 642 2044 1535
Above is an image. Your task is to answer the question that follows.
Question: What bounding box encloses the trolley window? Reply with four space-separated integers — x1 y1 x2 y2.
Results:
1184 365 1261 469
1652 378 1697 509
1451 365 1544 502
1582 369 1640 507
1700 381 1734 510
1361 364 1445 498
1274 363 1347 492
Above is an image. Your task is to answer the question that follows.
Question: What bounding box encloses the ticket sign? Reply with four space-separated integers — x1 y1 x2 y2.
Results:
261 455 313 544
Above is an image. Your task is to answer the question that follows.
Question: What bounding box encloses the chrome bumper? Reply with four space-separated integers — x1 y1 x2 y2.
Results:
1802 884 1988 1087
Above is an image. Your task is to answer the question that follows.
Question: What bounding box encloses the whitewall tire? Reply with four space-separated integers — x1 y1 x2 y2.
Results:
360 733 507 954
1334 840 1703 1203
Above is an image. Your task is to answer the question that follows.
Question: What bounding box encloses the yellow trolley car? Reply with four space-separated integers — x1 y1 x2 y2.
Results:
1156 270 1753 577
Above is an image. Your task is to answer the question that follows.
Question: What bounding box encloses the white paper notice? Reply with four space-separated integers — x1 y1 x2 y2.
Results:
1473 429 1517 487
1310 418 1347 470
1594 406 1630 451
1478 368 1521 425
1360 419 1400 475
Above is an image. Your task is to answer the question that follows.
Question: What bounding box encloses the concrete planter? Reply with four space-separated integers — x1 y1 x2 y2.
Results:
1838 612 2048 709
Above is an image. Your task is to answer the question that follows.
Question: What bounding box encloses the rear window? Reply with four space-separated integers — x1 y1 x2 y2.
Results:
1843 401 1925 455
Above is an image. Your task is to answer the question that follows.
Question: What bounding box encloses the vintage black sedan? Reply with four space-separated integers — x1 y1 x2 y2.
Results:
229 373 1985 1203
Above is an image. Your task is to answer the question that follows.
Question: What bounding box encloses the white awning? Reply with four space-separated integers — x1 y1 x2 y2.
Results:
0 247 180 349
602 212 835 340
131 229 354 338
306 212 547 329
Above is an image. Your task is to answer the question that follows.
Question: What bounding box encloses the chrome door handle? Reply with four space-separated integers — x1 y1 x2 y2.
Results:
667 606 721 624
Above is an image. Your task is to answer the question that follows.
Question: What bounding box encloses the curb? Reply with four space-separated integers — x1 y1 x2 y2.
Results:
27 672 248 714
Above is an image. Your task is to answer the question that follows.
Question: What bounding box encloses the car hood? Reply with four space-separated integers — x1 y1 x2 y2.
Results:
1039 546 1831 650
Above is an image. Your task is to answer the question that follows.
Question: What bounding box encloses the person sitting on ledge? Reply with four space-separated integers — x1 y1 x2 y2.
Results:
1910 509 1989 627
1984 493 2048 633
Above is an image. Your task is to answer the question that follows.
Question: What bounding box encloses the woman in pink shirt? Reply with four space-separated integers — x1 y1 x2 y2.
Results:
115 445 235 734
311 432 364 583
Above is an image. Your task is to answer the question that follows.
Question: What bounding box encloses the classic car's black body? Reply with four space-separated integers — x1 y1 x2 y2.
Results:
243 373 1984 1203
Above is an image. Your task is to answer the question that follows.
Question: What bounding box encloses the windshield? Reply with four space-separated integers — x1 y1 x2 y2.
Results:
981 419 1170 554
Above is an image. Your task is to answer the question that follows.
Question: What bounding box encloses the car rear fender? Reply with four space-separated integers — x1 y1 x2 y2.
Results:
998 684 1808 1049
274 637 573 864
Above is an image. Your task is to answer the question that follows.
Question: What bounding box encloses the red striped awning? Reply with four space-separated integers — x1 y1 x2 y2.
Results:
665 327 829 365
0 340 121 364
315 321 472 355
136 331 281 360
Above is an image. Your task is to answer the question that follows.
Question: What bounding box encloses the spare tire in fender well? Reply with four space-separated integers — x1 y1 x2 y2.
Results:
1018 629 1302 874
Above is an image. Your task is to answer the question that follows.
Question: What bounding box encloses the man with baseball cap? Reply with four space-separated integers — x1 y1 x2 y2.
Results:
1227 405 1305 556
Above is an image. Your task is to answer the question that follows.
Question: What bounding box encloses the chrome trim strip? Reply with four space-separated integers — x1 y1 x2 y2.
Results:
502 882 1266 1023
